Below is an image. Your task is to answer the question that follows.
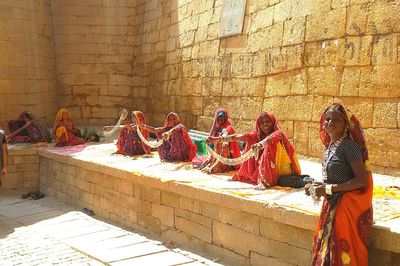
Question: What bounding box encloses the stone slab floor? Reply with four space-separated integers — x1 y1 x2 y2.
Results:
0 196 222 266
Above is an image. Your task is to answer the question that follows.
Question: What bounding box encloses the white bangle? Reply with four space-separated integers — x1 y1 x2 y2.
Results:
325 184 333 195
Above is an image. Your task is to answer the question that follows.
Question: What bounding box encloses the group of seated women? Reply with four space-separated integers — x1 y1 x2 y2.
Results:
6 103 373 264
6 108 97 146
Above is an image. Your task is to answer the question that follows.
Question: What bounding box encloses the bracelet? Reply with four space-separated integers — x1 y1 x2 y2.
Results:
325 184 333 195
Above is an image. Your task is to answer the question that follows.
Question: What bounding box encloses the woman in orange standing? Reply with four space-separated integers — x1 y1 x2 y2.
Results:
306 103 373 265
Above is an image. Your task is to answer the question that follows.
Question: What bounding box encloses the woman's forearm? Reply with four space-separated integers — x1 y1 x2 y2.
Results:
141 123 157 134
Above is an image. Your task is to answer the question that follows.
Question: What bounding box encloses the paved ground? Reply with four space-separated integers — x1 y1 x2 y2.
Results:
0 196 222 266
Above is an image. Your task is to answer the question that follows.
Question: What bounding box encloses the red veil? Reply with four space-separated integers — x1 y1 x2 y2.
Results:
132 111 152 154
210 108 241 168
163 112 197 161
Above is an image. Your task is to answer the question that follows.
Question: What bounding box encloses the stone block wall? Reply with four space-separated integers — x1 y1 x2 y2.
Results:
0 145 39 195
38 152 400 265
0 0 58 128
130 0 400 175
0 0 399 174
51 0 148 126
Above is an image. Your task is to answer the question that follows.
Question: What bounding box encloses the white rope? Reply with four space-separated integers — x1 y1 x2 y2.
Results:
136 125 164 148
205 145 257 166
103 109 128 137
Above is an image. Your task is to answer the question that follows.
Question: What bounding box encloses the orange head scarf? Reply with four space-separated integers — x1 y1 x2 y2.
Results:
54 108 73 125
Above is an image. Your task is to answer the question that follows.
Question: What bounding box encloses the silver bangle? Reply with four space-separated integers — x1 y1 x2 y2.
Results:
325 184 333 195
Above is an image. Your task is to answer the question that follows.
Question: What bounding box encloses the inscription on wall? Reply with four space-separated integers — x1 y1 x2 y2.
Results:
219 0 246 38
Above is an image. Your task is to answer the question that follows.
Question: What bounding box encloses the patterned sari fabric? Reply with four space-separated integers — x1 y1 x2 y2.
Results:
232 112 301 186
54 108 85 147
116 111 152 156
8 112 45 143
207 108 241 172
311 103 373 266
116 127 145 156
156 112 197 162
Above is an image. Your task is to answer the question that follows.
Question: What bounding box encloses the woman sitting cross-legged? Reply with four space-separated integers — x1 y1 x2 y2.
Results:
104 111 152 156
306 103 373 266
53 108 85 147
136 112 196 162
7 111 51 143
200 108 241 174
207 112 301 189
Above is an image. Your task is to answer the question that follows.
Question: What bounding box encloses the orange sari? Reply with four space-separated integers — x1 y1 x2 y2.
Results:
311 103 373 266
54 108 85 147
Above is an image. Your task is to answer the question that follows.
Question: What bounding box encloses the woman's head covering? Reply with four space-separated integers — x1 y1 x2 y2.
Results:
319 103 368 161
255 112 275 141
132 111 152 154
163 112 180 128
210 108 232 136
54 108 72 124
19 111 35 121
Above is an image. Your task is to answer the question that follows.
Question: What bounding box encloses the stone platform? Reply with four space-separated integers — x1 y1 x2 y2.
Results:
2 142 400 265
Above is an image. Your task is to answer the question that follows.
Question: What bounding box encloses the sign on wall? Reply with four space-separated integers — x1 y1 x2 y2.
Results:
219 0 246 38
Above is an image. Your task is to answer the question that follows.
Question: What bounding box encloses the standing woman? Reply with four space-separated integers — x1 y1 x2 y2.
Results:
207 112 301 188
136 112 196 162
201 108 241 173
54 108 85 147
307 103 373 265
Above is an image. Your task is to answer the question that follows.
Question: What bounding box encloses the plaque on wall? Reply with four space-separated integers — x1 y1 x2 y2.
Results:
219 0 246 38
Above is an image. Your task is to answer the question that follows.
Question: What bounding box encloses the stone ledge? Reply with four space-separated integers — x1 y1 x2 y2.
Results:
34 142 400 265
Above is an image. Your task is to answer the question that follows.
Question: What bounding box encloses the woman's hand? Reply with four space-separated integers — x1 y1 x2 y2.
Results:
251 142 263 152
206 136 221 144
1 168 6 176
315 184 327 197
162 130 172 141
5 134 11 143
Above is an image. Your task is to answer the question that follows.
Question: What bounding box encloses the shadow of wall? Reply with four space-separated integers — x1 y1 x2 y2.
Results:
0 0 58 128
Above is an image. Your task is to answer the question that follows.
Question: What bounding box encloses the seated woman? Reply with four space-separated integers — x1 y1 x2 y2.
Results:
201 108 241 173
207 112 301 188
53 108 85 147
136 112 196 162
103 111 151 156
306 103 373 266
7 111 51 143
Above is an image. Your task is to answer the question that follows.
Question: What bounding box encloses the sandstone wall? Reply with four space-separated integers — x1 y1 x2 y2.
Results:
0 145 39 195
51 0 145 126
132 0 400 175
0 0 58 128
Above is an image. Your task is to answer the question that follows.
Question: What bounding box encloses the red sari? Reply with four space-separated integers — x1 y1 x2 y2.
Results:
207 108 241 172
232 112 301 186
311 103 373 266
156 112 197 162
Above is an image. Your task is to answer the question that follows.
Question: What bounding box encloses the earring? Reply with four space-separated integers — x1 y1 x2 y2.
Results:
343 128 349 137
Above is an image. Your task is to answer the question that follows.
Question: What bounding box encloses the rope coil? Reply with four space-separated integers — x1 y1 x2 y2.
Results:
136 125 164 148
103 109 129 137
